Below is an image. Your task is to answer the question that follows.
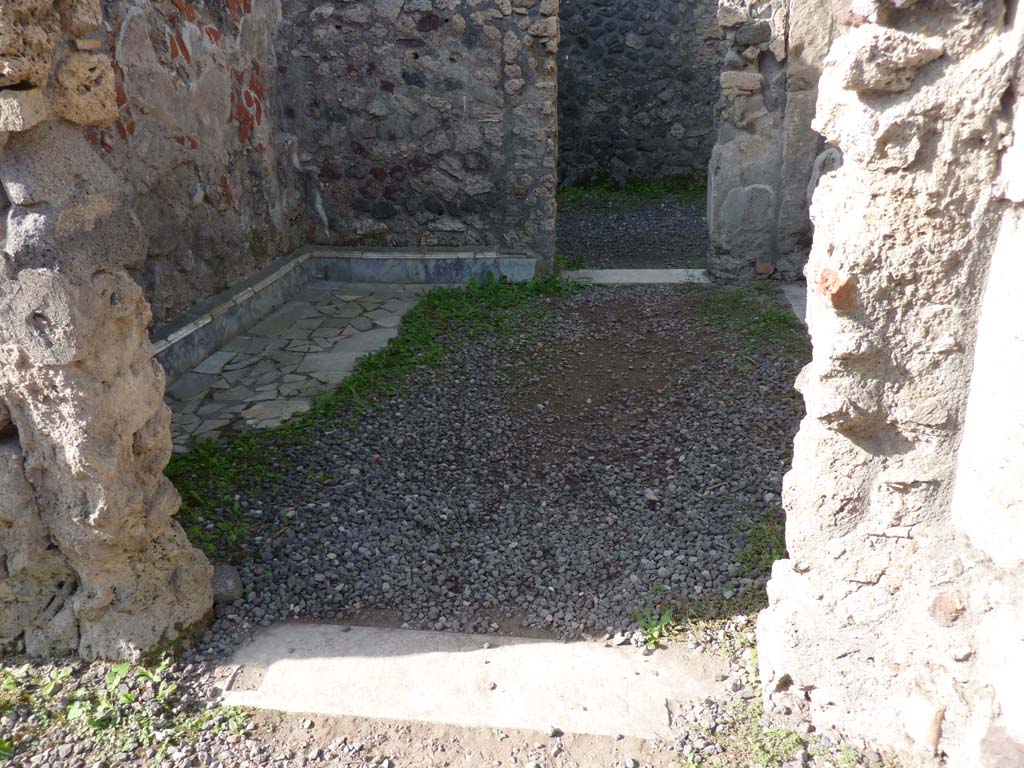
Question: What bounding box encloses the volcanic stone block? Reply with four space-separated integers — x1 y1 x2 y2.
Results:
0 90 49 133
52 51 117 125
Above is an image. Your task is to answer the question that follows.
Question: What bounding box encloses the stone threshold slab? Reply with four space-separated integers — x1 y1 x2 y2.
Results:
217 623 725 740
152 247 539 381
564 269 711 285
782 283 808 326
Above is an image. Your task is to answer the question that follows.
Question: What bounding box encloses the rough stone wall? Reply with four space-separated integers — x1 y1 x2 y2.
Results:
758 1 1024 765
277 0 559 260
707 0 837 279
95 0 305 325
557 0 726 185
0 0 212 659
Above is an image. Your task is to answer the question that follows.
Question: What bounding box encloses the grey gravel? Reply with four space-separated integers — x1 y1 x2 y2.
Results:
557 197 709 269
190 284 806 656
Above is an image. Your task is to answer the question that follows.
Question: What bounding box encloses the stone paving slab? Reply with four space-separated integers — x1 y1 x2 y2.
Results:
167 283 425 450
218 624 726 739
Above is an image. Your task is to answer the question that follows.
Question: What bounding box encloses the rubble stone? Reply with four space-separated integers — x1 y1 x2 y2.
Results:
557 0 726 185
708 0 837 279
0 90 49 133
51 52 116 125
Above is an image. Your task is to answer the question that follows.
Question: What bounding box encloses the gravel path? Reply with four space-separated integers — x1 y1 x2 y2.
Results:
197 284 806 655
556 197 709 269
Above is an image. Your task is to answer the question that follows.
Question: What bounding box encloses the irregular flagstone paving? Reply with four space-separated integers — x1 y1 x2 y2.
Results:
166 282 423 448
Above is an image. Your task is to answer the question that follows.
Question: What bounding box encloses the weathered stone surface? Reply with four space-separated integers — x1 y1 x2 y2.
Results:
0 89 49 133
708 104 784 276
51 51 117 125
0 439 77 655
0 126 214 657
720 70 764 91
0 0 61 88
0 1 213 660
717 183 775 262
834 26 943 94
557 0 726 184
84 0 305 325
212 564 244 606
774 90 826 276
57 0 101 37
718 0 750 26
758 2 1024 765
709 0 836 279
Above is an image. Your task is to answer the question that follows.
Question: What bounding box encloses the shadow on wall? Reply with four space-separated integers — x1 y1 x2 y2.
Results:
557 0 728 185
707 0 839 281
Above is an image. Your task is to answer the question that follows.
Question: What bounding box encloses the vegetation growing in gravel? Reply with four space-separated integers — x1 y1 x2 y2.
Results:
736 509 788 576
167 276 579 558
680 284 809 356
554 251 588 271
679 695 904 768
633 585 765 656
557 178 706 210
0 658 246 763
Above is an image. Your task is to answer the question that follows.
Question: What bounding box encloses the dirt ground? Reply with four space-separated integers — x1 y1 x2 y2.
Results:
255 710 680 768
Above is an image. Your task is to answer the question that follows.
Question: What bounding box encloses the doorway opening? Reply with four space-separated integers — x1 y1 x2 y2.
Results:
555 0 725 270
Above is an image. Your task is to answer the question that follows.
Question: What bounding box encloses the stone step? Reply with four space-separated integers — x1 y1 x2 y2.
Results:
563 268 711 285
216 623 726 739
309 247 538 284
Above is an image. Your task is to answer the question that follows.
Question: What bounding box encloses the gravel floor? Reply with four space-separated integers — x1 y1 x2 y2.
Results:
556 197 709 269
3 285 899 768
196 284 806 655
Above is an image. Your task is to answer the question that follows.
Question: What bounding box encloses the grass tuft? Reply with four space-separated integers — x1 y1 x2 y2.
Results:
554 252 588 271
0 658 246 762
681 285 809 356
736 508 788 576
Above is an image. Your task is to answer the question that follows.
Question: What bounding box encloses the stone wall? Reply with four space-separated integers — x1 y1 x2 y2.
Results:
707 0 837 279
0 0 560 661
0 0 212 659
3 0 561 329
97 0 305 325
757 1 1024 765
276 0 559 260
557 0 725 185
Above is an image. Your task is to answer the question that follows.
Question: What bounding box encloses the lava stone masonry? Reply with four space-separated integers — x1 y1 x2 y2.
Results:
558 0 726 185
277 0 559 262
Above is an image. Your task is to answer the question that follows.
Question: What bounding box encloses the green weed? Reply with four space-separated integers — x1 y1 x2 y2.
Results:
736 508 788 576
554 252 588 271
681 285 809 356
0 658 246 763
633 607 682 649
